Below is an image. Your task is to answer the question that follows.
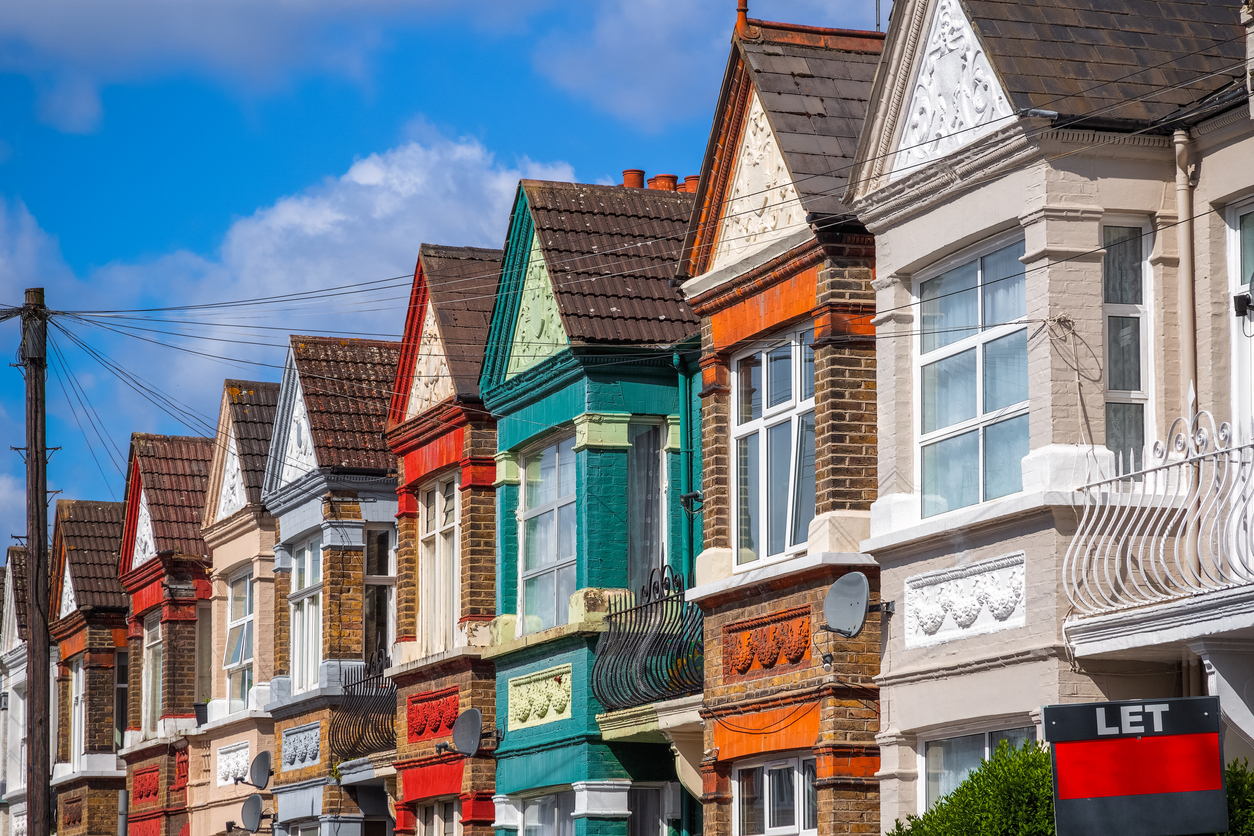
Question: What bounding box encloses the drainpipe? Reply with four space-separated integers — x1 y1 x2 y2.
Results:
674 352 694 583
117 788 128 836
1174 129 1198 415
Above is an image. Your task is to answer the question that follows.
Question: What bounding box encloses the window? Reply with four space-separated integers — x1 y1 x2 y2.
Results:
1228 198 1254 435
523 792 575 836
735 756 818 836
627 422 667 594
1103 225 1152 473
917 239 1028 517
1239 204 1254 287
733 327 817 566
418 799 459 836
114 652 128 751
142 614 162 737
290 536 323 693
420 477 459 657
519 437 576 633
69 660 84 770
365 527 396 661
224 572 254 713
628 787 664 836
8 686 25 789
196 603 212 705
923 726 1036 809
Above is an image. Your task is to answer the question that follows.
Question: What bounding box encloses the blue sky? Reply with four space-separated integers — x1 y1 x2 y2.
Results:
0 0 882 545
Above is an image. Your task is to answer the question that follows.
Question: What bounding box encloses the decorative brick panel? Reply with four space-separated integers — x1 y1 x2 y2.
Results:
63 798 83 827
407 688 459 743
133 766 160 804
722 606 811 681
173 747 189 790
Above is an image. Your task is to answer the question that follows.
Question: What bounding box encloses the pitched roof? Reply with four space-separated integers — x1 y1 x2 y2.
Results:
963 0 1246 127
7 547 27 642
291 336 401 472
420 245 503 398
522 180 699 345
55 500 127 611
131 434 214 558
222 379 280 504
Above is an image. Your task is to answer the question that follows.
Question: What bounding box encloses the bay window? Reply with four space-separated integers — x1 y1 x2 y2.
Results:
114 651 128 750
365 526 396 661
290 536 322 693
1229 198 1254 434
523 791 575 836
420 476 459 657
1103 224 1152 473
923 725 1036 809
142 614 162 737
225 572 254 713
418 799 458 836
917 239 1028 517
627 422 666 595
733 326 817 567
735 756 818 836
519 437 576 633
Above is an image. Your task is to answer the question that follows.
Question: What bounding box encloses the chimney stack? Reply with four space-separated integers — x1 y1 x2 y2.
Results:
622 169 645 189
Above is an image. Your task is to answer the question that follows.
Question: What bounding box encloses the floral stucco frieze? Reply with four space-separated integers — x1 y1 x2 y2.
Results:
507 664 573 731
407 688 460 743
905 552 1026 648
217 740 250 786
282 722 321 771
723 606 811 680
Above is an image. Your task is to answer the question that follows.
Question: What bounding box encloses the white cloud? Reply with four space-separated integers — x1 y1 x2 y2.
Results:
0 473 22 549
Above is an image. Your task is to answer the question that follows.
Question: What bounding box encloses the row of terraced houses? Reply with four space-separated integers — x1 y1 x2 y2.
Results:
3 1 1254 834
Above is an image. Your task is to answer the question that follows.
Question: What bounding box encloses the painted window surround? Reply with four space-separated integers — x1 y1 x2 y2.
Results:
916 722 1038 813
1100 218 1156 473
493 780 683 829
418 472 460 658
1227 194 1254 438
731 754 818 836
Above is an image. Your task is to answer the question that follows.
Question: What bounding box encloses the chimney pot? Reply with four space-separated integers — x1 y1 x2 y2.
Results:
684 175 700 193
647 176 660 189
655 174 679 192
622 169 645 189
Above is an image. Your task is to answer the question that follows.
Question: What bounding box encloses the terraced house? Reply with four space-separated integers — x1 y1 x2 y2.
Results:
0 548 25 836
480 177 703 836
383 244 504 835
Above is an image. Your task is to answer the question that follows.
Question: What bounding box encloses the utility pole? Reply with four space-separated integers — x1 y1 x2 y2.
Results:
20 287 50 836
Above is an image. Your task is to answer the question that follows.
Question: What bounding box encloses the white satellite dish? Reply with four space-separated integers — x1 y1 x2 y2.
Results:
240 795 264 833
822 571 870 638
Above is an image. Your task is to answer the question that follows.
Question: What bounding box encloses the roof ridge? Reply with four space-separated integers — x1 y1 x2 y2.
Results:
290 335 402 349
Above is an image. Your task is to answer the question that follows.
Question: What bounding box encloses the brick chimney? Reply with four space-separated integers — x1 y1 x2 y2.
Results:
622 169 645 189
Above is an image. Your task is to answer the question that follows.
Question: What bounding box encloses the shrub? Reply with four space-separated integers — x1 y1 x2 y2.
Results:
1228 759 1254 836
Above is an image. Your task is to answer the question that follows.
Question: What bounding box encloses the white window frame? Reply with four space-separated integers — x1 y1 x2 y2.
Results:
195 602 212 706
419 474 460 657
8 683 25 789
730 324 818 571
517 435 577 634
731 752 819 836
1227 195 1254 440
114 650 128 751
69 659 84 771
364 525 397 662
224 570 254 713
289 535 323 694
418 797 460 836
520 790 576 836
1101 218 1155 473
916 722 1038 812
141 613 162 738
913 232 1030 518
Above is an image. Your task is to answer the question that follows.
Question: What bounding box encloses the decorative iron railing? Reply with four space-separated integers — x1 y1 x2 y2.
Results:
1064 412 1254 616
591 566 704 712
328 652 396 760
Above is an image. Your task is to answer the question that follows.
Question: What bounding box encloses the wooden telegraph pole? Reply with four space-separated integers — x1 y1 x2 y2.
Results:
20 287 50 836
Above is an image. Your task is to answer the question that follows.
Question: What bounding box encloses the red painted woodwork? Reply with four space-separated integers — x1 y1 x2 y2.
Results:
401 758 464 802
407 688 460 743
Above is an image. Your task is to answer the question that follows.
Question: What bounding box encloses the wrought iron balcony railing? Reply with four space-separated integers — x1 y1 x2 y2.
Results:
328 651 396 761
591 566 704 712
1064 412 1254 617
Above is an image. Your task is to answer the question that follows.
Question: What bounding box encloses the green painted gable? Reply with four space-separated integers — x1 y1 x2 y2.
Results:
505 231 567 379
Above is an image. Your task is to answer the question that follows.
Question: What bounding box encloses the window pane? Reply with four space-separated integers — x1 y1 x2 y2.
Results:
1241 211 1254 286
983 329 1028 413
791 412 817 548
922 430 979 517
442 479 457 527
984 414 1029 500
981 241 1026 326
990 725 1037 755
197 612 212 703
365 583 389 659
145 642 162 732
801 329 816 400
295 550 306 591
424 490 436 533
230 577 249 620
228 668 251 714
921 349 977 433
1108 315 1141 391
366 529 390 575
803 759 818 830
1103 226 1143 304
739 766 766 836
738 355 762 424
628 788 660 836
440 531 455 649
242 620 253 663
557 564 576 626
767 345 792 408
767 422 791 556
558 437 576 497
627 423 664 595
524 573 556 633
1106 402 1145 473
768 765 796 828
558 503 576 563
737 434 760 565
442 802 455 836
921 261 978 353
526 445 557 509
926 733 985 808
226 625 244 666
524 511 555 571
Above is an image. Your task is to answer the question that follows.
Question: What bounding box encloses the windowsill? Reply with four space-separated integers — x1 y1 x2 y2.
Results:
119 735 183 758
187 709 273 737
386 645 483 679
51 767 126 787
862 489 1076 555
686 551 876 606
481 615 608 659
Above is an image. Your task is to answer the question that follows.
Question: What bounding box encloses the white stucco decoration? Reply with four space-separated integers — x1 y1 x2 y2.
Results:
58 564 76 619
281 722 321 770
707 90 806 274
507 664 573 731
279 381 318 486
132 489 157 568
890 0 1014 181
904 552 1025 648
11 816 25 836
216 740 250 786
404 301 456 419
216 431 247 520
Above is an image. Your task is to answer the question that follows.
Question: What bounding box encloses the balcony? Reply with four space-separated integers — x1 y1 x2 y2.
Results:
328 651 397 763
591 566 704 712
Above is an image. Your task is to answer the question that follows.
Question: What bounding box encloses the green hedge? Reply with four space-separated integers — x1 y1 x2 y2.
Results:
888 742 1254 836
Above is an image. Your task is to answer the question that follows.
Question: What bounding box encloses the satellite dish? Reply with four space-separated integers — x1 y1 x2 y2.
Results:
249 751 272 790
240 795 264 833
822 571 870 638
451 708 483 757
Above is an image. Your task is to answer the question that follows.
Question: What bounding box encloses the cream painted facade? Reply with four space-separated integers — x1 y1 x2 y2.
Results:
848 0 1254 828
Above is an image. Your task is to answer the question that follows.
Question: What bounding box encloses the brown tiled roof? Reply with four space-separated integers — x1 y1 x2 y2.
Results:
523 180 699 345
7 547 27 642
55 500 127 612
132 434 214 558
964 0 1246 127
421 245 503 399
223 380 280 504
742 23 884 215
292 336 401 472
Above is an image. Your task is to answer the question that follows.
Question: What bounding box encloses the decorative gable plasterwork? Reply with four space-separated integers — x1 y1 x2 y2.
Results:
507 663 573 731
904 552 1025 648
707 89 806 274
505 232 566 379
279 380 318 486
58 563 76 619
216 431 247 520
890 0 1013 181
132 489 157 569
405 300 456 419
217 740 249 786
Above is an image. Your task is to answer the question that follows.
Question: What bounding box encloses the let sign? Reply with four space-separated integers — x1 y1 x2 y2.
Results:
1043 696 1227 836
